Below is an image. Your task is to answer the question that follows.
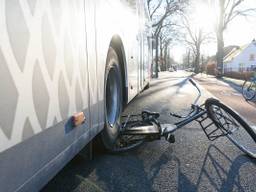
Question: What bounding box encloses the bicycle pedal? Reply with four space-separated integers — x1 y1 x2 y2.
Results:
165 134 175 143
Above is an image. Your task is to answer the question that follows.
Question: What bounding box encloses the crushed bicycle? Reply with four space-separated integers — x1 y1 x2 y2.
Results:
111 79 256 159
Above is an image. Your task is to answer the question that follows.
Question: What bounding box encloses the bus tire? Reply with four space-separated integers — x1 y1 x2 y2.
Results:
101 47 123 151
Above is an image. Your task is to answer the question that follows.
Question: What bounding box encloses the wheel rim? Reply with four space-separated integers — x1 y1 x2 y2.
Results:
243 82 255 100
106 67 120 127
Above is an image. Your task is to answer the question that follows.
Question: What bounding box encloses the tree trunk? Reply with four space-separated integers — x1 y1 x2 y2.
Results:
155 35 159 78
201 55 205 72
194 51 200 73
216 0 225 76
164 45 168 71
187 50 190 68
159 37 164 71
216 30 224 75
194 45 200 73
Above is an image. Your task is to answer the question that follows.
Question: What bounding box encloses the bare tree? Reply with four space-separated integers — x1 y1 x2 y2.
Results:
147 0 187 77
215 0 256 75
163 38 173 70
158 25 180 71
183 16 212 73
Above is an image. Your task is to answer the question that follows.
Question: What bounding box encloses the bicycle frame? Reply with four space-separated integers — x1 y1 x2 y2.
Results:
122 78 228 141
161 78 206 134
160 79 229 141
175 106 207 129
119 78 256 158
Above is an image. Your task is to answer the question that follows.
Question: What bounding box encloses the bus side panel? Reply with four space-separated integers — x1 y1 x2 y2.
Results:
0 0 91 191
138 0 151 90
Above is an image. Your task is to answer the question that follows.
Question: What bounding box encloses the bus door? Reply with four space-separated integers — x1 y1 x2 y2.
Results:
137 0 151 90
137 0 144 91
143 3 152 84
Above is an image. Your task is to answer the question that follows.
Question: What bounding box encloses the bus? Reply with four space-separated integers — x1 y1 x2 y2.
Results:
0 0 152 191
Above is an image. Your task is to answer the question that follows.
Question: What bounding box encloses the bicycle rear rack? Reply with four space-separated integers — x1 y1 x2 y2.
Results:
196 113 228 141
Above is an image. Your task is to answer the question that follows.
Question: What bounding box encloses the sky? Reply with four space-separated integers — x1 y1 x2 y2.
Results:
171 0 256 63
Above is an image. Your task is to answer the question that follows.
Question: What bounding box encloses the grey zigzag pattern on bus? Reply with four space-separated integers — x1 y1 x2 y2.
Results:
6 0 30 72
0 49 18 139
42 14 57 80
0 0 87 150
32 61 50 130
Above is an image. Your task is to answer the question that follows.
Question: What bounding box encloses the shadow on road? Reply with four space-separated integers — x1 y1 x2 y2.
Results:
42 143 255 192
195 144 255 192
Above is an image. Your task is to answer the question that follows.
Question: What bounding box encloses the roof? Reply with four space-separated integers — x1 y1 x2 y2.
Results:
206 39 256 65
224 44 250 63
223 45 240 58
206 45 239 63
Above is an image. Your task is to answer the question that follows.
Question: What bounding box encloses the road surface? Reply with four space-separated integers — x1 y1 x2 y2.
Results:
43 71 256 192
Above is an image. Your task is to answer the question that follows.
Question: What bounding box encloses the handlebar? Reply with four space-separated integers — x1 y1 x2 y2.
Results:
169 78 202 118
188 78 201 106
189 78 201 95
189 78 196 86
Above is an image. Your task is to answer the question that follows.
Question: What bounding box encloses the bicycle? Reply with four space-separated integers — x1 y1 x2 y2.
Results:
242 77 256 100
111 79 256 159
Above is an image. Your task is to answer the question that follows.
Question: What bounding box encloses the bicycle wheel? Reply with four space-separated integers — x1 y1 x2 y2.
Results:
205 98 256 158
242 80 256 100
109 120 151 153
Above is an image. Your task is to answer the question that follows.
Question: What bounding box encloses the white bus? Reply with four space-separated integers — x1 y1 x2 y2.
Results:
0 0 152 191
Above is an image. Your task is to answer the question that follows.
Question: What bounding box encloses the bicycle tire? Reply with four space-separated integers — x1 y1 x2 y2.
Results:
205 98 256 158
242 80 256 100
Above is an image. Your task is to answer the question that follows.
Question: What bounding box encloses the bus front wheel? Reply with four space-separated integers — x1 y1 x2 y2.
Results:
101 47 123 151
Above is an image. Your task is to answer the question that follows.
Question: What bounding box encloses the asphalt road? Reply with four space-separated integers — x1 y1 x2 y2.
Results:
43 71 256 192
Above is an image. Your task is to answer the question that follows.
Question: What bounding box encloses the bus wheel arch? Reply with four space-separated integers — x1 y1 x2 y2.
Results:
110 35 128 107
100 44 125 151
100 36 128 151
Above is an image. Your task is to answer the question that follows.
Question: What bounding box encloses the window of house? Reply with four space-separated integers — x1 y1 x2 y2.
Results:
249 54 255 61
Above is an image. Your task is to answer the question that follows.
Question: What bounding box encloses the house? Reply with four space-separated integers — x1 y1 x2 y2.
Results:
206 45 239 74
224 39 256 72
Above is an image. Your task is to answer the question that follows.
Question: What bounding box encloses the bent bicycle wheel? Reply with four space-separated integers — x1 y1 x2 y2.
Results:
109 120 151 153
205 98 256 158
242 80 256 100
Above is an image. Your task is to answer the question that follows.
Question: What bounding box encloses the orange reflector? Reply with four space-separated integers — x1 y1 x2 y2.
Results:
72 112 85 127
